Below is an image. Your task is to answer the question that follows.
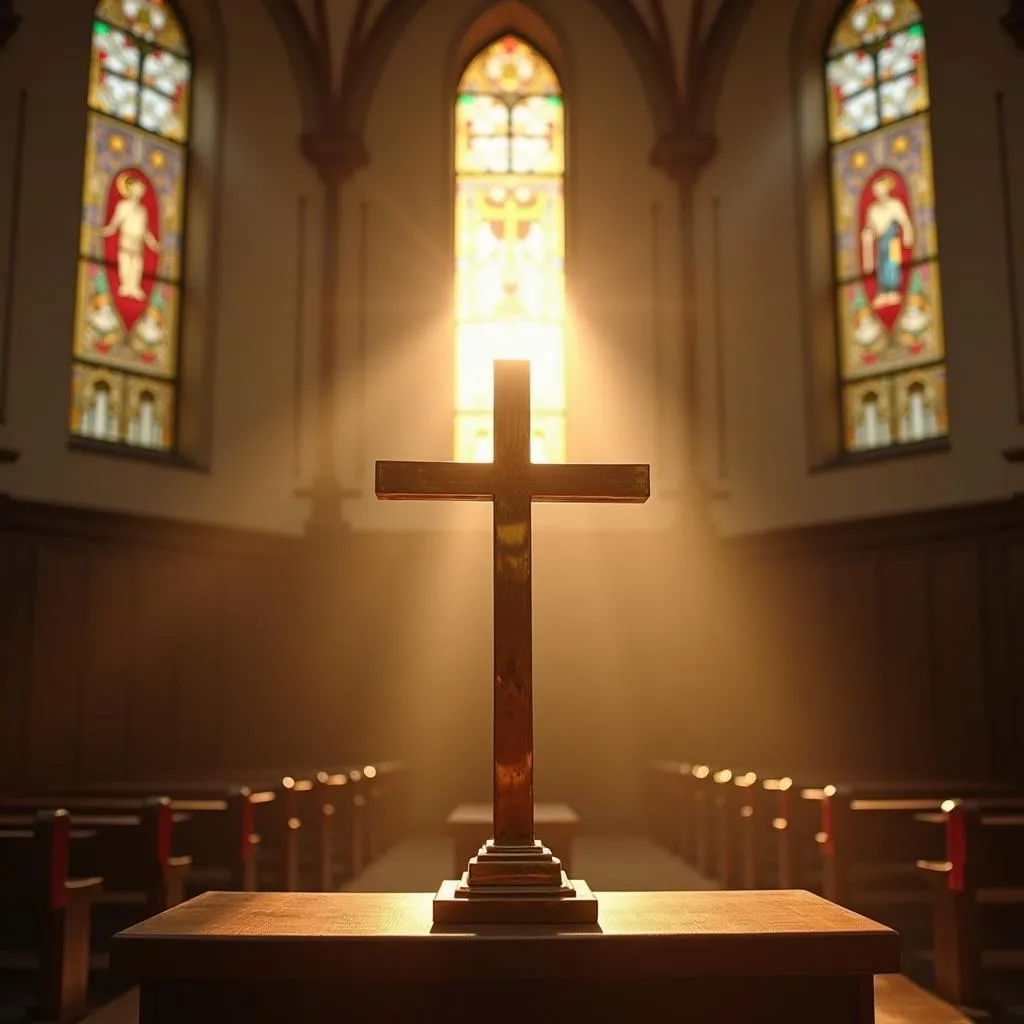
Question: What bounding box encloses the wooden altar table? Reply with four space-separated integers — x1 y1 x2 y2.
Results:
112 889 900 1023
446 802 580 877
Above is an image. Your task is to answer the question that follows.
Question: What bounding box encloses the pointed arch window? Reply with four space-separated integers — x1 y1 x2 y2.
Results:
453 35 566 463
71 0 192 452
826 0 947 452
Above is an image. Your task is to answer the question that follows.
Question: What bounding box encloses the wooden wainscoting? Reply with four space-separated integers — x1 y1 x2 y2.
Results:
0 495 305 788
707 496 1024 783
1 490 1022 803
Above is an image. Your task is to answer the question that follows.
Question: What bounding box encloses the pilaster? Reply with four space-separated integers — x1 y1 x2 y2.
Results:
0 2 20 53
297 131 368 535
649 130 718 510
1003 0 1024 48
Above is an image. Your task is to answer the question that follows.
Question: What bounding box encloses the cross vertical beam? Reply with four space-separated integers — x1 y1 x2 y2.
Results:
492 360 533 845
375 358 649 916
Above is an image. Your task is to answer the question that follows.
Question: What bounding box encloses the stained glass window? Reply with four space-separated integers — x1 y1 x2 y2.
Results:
70 0 191 452
826 0 947 453
454 36 566 463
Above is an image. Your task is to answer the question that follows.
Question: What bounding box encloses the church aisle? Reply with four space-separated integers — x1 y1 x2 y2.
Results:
341 834 717 893
78 990 138 1024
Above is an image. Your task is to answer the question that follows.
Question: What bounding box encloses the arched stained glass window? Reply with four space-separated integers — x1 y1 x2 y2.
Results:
453 35 566 463
826 0 947 452
71 0 191 452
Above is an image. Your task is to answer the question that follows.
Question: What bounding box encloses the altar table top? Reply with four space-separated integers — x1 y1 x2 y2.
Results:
112 888 900 982
445 802 580 825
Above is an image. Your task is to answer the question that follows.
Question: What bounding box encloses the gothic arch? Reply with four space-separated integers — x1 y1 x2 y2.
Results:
259 0 328 133
344 0 678 138
691 0 757 134
447 1 568 93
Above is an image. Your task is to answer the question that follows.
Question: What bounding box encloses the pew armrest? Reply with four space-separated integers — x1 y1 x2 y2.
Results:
163 855 192 910
66 875 103 896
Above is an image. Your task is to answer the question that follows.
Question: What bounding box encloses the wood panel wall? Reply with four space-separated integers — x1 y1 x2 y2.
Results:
0 495 306 787
690 496 1024 783
0 490 1020 802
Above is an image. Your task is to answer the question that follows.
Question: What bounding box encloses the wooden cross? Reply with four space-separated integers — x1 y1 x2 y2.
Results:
376 360 649 848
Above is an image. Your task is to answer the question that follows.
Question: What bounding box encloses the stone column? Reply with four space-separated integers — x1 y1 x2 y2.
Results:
649 130 717 497
297 130 368 533
1003 0 1024 48
0 1 20 53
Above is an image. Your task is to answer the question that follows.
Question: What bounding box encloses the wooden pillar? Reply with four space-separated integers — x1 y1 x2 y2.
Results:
0 2 20 53
297 131 368 532
649 130 717 498
1002 0 1024 47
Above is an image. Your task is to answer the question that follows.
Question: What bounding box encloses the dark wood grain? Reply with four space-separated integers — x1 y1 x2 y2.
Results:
136 975 873 1024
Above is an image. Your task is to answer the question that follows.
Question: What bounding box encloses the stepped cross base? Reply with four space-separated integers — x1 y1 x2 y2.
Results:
432 838 599 924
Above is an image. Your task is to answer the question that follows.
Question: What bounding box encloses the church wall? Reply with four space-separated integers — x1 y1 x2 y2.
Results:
697 0 1024 536
0 0 691 828
0 0 316 534
8 0 1017 819
3 485 1019 818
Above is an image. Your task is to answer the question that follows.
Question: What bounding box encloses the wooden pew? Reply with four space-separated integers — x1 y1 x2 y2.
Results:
646 761 737 877
688 764 714 874
53 783 269 894
713 769 759 888
316 768 371 885
645 760 692 853
362 761 408 857
917 800 1024 1013
815 784 1024 910
0 796 191 920
0 810 102 1022
62 764 406 893
732 775 799 889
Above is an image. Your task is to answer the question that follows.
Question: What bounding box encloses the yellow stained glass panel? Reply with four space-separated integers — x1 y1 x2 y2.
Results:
893 364 946 444
454 36 566 463
455 322 564 413
457 36 559 98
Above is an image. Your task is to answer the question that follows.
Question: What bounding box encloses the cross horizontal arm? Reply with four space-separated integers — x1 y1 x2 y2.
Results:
375 460 496 501
528 463 651 503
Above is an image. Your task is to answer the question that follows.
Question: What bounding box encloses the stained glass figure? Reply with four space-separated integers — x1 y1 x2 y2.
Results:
826 0 946 452
71 1 190 451
454 36 566 463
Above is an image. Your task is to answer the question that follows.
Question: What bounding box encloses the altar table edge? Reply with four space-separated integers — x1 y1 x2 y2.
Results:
111 889 901 983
